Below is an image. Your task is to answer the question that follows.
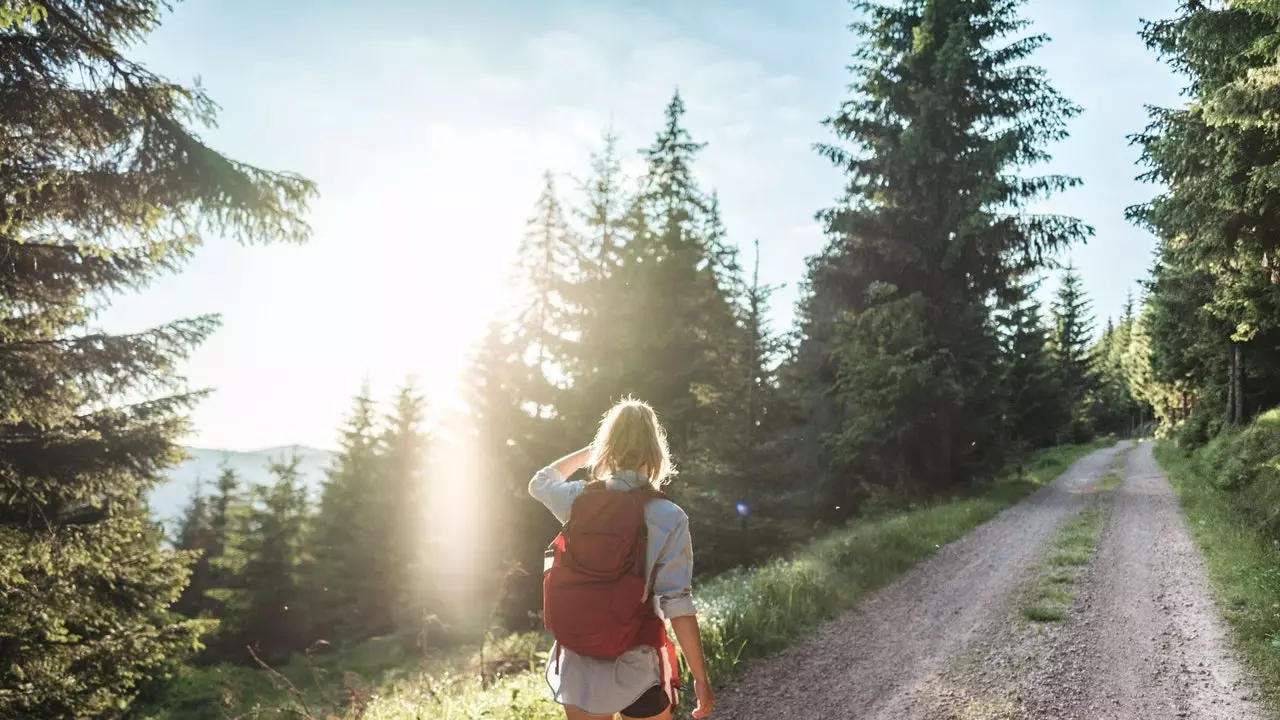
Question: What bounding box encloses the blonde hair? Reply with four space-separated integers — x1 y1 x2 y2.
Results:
588 397 675 488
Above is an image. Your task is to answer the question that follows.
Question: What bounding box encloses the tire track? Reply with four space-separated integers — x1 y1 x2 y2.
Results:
714 443 1127 720
917 441 1268 720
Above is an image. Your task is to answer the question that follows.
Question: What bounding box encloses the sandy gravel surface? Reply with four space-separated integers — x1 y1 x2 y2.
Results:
715 441 1270 720
714 443 1127 720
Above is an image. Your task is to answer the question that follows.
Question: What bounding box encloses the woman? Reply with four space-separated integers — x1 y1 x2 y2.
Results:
529 398 715 720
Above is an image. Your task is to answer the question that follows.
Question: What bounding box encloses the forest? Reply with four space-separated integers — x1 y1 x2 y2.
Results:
2 0 1280 718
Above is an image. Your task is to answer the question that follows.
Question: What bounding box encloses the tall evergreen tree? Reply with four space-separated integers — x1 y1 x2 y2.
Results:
306 386 382 644
1139 241 1239 440
577 130 627 284
198 463 246 653
224 458 311 665
797 0 1088 508
622 91 747 461
512 172 579 418
740 239 785 461
0 2 312 714
172 479 216 618
562 130 632 439
1130 0 1280 433
995 277 1067 449
1050 264 1098 440
207 465 243 593
376 381 427 636
1123 304 1170 426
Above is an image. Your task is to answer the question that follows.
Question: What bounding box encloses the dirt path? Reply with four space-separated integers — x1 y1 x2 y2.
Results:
714 442 1269 720
714 443 1126 719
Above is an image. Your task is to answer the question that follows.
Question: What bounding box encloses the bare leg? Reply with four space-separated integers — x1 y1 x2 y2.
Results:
564 704 615 720
621 709 672 720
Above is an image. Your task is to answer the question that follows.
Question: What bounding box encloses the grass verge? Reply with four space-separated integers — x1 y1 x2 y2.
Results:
1155 439 1280 714
1020 504 1105 624
135 441 1111 720
1019 444 1129 625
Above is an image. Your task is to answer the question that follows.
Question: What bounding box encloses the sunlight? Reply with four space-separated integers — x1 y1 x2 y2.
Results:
423 407 491 614
328 123 537 421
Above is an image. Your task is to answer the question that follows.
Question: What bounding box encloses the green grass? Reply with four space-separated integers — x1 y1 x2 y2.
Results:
1094 471 1123 492
1021 604 1066 623
1155 436 1280 715
955 697 1019 720
135 441 1110 720
1020 457 1121 625
1045 569 1075 585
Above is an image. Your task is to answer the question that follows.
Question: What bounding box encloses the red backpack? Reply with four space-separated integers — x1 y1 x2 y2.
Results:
542 479 669 659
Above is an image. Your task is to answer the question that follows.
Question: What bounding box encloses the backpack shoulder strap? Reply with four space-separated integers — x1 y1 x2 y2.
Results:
634 485 670 503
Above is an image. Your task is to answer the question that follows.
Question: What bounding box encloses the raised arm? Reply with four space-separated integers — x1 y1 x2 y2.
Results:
551 445 592 478
527 446 592 524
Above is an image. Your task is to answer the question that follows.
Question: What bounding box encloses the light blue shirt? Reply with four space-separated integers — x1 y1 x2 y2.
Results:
528 466 696 715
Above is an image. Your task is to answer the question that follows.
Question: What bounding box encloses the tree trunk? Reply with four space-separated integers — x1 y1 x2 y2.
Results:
1225 342 1237 428
936 412 953 491
1233 342 1245 425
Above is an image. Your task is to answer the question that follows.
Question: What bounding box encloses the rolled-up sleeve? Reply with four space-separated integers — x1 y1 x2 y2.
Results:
528 466 584 524
651 515 696 619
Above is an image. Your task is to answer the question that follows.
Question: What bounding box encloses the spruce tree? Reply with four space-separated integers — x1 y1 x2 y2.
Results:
306 387 381 644
375 381 427 637
0 2 312 715
172 480 216 619
741 239 785 460
995 278 1067 449
1140 242 1236 440
224 457 311 665
624 91 746 460
799 0 1087 505
207 465 243 587
1050 264 1098 440
1130 0 1280 432
511 173 579 419
198 464 246 658
562 131 631 439
1124 303 1182 428
577 130 627 284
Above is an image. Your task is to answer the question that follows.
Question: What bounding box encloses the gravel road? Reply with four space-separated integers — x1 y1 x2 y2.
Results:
714 441 1269 720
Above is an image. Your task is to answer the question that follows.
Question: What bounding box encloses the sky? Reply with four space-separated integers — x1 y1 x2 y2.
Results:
106 0 1187 452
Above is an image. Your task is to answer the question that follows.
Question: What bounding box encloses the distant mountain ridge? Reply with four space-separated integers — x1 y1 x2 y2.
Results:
149 445 336 531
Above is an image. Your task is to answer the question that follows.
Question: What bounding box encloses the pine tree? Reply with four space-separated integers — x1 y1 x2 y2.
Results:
306 386 382 644
511 173 580 421
199 463 246 650
1124 302 1185 431
624 91 747 461
224 457 311 665
0 2 313 714
1050 264 1098 440
1130 0 1280 433
173 479 216 618
798 0 1087 506
207 465 243 588
376 381 427 637
995 278 1067 449
1139 242 1237 440
577 130 628 283
562 130 632 439
741 240 785 459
